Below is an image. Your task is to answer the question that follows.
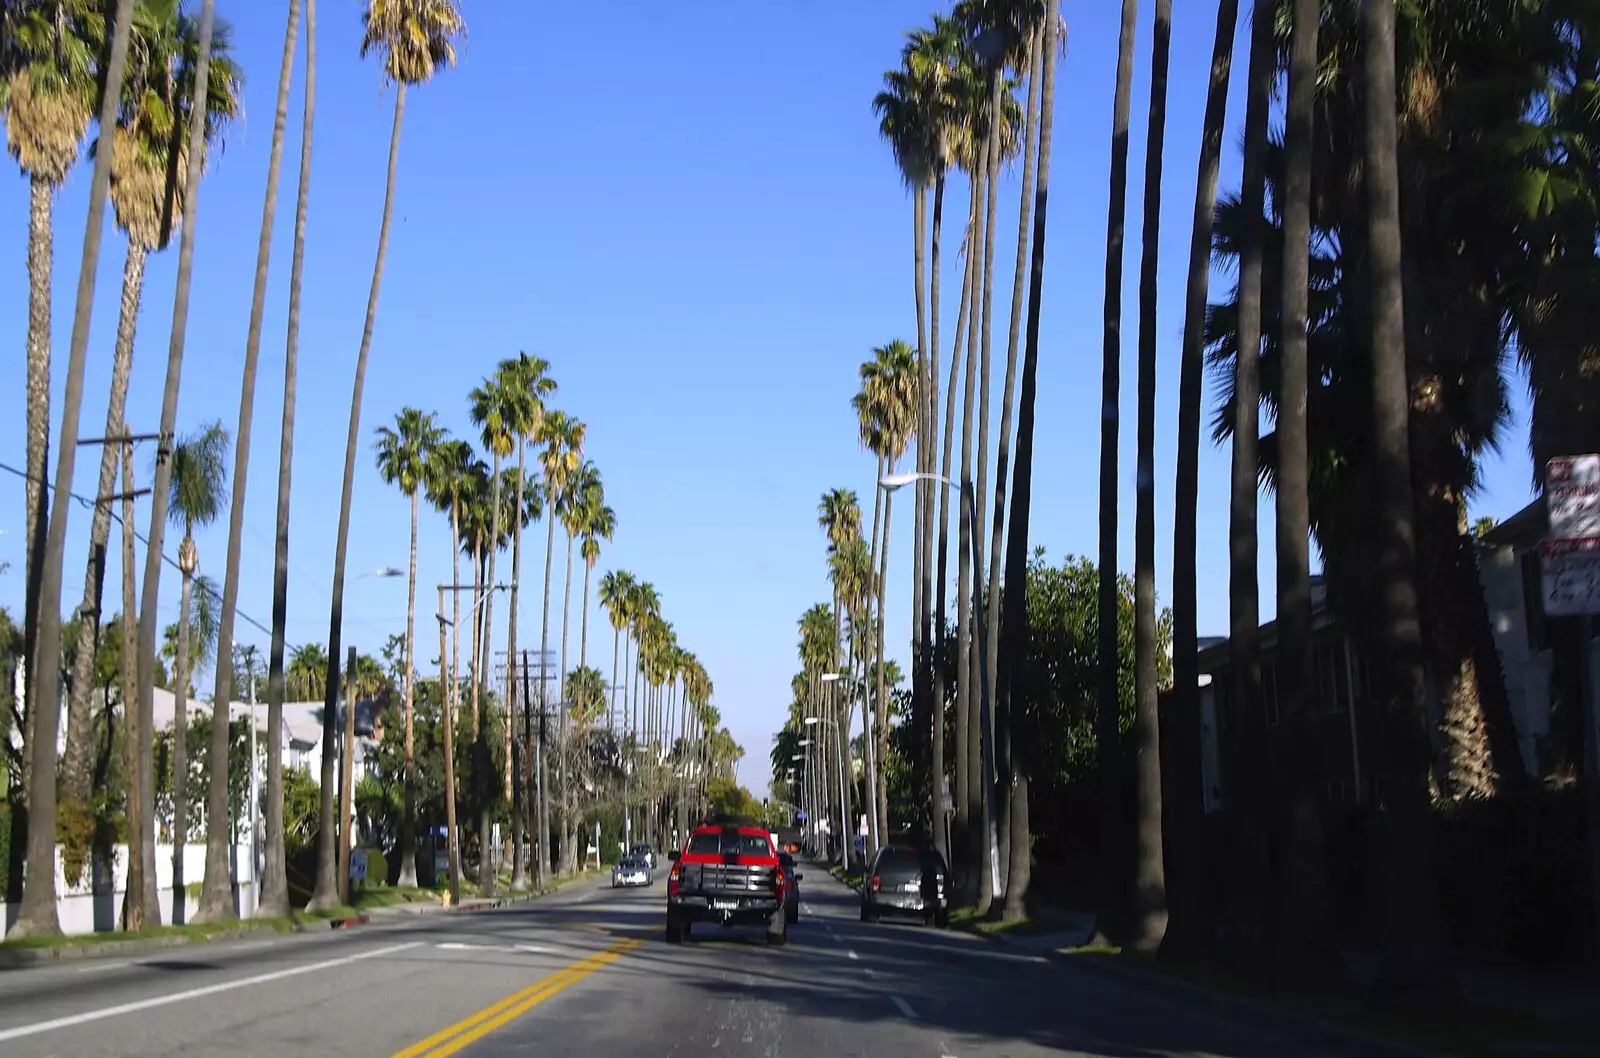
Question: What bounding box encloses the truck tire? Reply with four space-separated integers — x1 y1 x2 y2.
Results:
666 911 686 944
765 908 788 947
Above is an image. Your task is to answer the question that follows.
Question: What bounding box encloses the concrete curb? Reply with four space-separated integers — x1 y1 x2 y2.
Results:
966 929 1445 1058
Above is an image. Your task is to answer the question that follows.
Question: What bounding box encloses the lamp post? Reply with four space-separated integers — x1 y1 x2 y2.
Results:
805 714 849 868
881 470 1001 900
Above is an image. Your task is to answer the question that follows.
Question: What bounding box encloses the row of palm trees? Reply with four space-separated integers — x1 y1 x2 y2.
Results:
852 0 1598 985
4 0 468 937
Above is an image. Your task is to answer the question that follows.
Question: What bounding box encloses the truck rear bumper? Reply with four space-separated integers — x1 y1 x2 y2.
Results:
670 894 781 925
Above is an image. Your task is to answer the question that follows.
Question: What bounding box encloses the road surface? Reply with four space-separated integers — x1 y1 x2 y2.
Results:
0 864 1381 1057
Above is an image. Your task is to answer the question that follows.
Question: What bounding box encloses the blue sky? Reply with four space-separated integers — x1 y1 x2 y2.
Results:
2 0 1538 800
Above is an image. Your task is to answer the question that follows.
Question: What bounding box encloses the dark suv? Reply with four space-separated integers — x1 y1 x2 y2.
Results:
860 844 949 927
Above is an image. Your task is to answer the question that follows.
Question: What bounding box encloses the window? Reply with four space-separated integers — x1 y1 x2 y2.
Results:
686 830 771 856
1314 640 1350 714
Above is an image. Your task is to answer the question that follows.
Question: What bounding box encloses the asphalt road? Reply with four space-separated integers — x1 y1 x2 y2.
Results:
0 865 1384 1057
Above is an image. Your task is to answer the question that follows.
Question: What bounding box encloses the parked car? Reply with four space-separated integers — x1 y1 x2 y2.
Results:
612 856 652 888
666 822 791 946
776 851 802 924
629 843 658 869
860 844 949 928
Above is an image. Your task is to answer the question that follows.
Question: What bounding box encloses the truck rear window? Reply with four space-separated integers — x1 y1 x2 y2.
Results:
686 830 771 857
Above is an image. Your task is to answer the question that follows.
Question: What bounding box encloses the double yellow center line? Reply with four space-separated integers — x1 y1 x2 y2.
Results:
390 937 645 1058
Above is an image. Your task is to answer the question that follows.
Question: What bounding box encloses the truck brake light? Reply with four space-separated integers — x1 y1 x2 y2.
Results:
668 863 680 897
871 875 881 892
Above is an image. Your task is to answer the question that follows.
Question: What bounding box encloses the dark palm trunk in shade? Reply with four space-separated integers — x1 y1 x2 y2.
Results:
120 441 150 930
558 531 575 874
478 450 503 896
539 514 558 879
13 0 134 941
960 155 988 902
864 453 885 853
1272 0 1333 964
1000 0 1059 924
1166 0 1239 957
874 475 894 852
400 485 420 888
310 82 407 912
1363 0 1449 1002
923 171 946 860
507 443 528 891
987 30 1043 900
911 185 929 772
261 0 312 921
1131 0 1172 957
1226 0 1273 955
972 72 1002 915
944 184 976 887
1095 0 1139 936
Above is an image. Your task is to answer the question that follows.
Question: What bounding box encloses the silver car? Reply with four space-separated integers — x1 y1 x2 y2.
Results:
611 856 652 888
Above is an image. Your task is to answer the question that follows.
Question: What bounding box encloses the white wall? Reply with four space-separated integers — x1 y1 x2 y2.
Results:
1 842 256 936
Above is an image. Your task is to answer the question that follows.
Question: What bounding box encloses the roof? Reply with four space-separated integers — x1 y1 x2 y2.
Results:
1482 497 1545 548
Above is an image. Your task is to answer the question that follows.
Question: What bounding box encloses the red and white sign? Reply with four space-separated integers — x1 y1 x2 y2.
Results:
1543 455 1600 616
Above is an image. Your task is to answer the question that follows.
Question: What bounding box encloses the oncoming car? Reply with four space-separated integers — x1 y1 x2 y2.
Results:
611 856 652 888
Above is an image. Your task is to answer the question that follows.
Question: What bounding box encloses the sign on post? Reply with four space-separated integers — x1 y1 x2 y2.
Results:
349 849 368 882
1542 455 1600 617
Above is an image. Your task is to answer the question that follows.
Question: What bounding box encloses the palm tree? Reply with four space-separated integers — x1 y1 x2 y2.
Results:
60 0 239 881
598 570 636 732
557 460 599 871
578 498 615 674
134 0 227 926
1363 0 1445 992
536 412 583 872
817 488 860 857
997 0 1060 923
374 407 442 887
3 1 100 772
1168 0 1239 948
308 0 463 914
494 353 553 890
1223 0 1274 952
1130 0 1171 955
6 0 100 824
1094 0 1139 934
164 421 229 921
261 0 315 922
8 0 135 941
287 643 328 699
853 340 917 856
423 435 472 881
468 371 513 889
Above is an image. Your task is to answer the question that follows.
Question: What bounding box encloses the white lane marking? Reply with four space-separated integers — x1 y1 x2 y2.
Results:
847 950 859 960
891 996 919 1020
75 961 131 974
435 942 548 954
0 941 421 1043
226 941 274 953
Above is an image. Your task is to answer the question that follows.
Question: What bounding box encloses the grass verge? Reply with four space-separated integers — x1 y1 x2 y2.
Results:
353 886 440 910
0 916 297 952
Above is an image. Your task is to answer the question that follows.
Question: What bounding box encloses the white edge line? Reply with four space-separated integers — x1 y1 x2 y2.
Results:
75 961 131 974
892 996 919 1020
0 941 422 1043
847 950 859 960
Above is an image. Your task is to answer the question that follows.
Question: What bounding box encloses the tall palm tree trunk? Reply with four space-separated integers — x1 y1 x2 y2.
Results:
1000 0 1060 923
944 183 976 886
470 544 483 736
261 0 313 922
1130 0 1172 956
119 440 150 930
580 564 593 671
1094 0 1139 935
12 0 135 941
987 30 1044 898
608 626 621 731
64 240 148 821
309 80 407 913
959 152 988 901
874 462 896 850
923 170 947 863
398 486 420 887
1364 0 1447 999
507 441 528 890
539 515 558 879
21 171 54 832
1225 0 1273 955
478 453 503 895
1167 0 1239 954
558 531 575 873
449 505 462 878
1272 0 1332 962
172 565 193 923
864 453 886 854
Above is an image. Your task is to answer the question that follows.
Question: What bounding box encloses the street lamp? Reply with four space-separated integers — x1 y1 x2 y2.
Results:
806 714 850 870
881 470 1002 900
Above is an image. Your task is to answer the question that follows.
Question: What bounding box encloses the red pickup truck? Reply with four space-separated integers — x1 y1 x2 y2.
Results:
665 821 790 946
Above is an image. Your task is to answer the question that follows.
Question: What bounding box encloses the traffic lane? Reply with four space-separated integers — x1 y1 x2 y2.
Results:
0 881 657 1058
795 866 1378 1057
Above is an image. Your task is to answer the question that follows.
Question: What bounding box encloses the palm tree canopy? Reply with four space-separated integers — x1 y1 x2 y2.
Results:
423 436 475 518
599 570 636 632
852 339 919 460
162 572 219 668
1 0 102 182
374 407 443 498
360 0 464 87
498 352 557 443
537 410 586 500
168 420 230 534
818 488 862 554
106 0 244 248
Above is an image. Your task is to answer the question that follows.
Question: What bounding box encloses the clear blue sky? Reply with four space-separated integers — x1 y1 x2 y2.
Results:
2 0 1537 800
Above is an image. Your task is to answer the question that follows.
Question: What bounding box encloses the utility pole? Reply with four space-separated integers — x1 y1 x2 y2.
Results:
338 645 356 904
436 588 461 905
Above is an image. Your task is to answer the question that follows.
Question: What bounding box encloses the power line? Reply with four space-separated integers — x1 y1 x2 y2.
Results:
0 458 308 659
